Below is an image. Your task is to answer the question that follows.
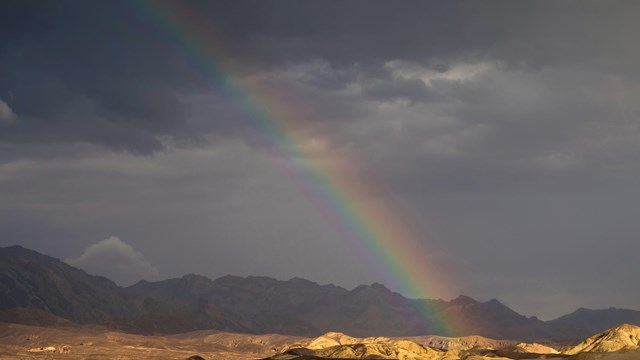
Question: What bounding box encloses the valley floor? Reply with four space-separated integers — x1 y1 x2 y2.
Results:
0 322 301 360
1 321 639 360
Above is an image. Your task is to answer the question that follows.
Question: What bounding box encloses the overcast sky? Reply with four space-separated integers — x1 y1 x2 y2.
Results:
1 0 639 320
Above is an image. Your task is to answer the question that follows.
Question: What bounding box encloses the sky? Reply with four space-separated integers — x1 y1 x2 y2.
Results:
1 0 639 320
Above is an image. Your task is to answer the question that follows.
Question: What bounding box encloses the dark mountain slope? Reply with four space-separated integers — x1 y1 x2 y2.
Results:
0 245 130 324
428 295 554 340
1 245 639 341
548 307 640 340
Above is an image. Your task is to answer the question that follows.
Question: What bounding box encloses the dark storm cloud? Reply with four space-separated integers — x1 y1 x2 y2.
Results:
3 0 639 154
1 0 640 319
196 1 640 72
0 0 200 153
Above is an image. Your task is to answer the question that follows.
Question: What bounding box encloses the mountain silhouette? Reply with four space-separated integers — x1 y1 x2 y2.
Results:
1 245 639 341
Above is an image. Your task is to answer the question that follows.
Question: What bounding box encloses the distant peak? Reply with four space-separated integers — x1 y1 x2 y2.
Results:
486 298 506 306
246 275 276 281
212 274 281 288
2 244 39 254
451 295 478 305
351 282 393 295
370 282 389 290
0 245 59 264
216 274 243 281
287 276 316 285
181 273 211 281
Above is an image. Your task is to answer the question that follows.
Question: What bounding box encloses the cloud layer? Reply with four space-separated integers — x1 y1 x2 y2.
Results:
1 1 639 318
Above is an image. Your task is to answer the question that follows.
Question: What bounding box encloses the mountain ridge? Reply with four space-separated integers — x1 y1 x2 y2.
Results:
1 245 639 341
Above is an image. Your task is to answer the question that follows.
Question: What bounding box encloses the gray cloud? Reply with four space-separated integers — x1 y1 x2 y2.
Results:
66 236 159 286
363 77 437 104
2 1 639 153
1 0 639 319
0 1 197 154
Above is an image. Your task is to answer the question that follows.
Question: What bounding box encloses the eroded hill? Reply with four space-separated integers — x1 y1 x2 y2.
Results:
2 318 638 360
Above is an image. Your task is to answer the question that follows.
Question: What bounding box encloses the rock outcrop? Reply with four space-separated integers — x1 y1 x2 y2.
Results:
276 335 454 360
565 323 640 354
513 342 559 354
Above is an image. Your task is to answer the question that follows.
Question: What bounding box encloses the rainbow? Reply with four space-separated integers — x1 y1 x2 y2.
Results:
133 1 459 336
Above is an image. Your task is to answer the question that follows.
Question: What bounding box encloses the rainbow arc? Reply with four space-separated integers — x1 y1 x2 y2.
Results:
135 0 459 336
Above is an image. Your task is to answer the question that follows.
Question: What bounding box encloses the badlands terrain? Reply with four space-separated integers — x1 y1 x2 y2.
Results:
0 311 639 360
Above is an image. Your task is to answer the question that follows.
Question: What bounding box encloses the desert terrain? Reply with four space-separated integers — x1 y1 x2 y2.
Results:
0 320 301 359
1 313 638 360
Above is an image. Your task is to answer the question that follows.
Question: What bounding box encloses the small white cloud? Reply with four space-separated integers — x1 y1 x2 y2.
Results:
0 99 17 124
66 236 159 286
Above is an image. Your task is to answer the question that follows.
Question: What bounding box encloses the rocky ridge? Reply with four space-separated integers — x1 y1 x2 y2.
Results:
565 323 640 354
2 245 640 341
267 325 640 359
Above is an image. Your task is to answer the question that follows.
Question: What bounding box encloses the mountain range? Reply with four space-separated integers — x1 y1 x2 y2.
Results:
1 245 639 341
